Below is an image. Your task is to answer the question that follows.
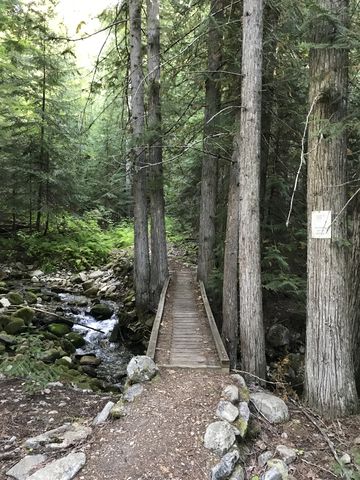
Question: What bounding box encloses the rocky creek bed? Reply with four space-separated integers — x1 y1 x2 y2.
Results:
0 253 152 392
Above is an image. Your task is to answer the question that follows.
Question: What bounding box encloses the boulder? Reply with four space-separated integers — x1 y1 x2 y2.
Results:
204 421 236 456
39 348 63 363
27 452 86 480
90 303 114 320
84 286 99 298
92 401 115 426
216 400 239 423
6 454 48 480
79 355 101 366
4 317 26 335
0 333 17 345
211 450 240 480
13 307 35 325
250 392 289 424
7 291 23 305
47 323 71 337
127 355 158 383
267 324 290 348
124 383 144 402
24 423 92 450
0 314 11 329
275 445 297 465
65 332 86 348
221 385 239 404
25 291 38 305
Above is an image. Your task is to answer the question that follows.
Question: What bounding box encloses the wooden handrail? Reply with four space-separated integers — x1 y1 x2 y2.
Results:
199 280 230 372
146 276 171 359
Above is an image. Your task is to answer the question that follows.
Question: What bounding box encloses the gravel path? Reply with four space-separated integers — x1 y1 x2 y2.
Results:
77 368 227 480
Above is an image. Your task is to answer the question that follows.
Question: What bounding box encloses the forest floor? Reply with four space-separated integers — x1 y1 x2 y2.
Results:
1 370 360 480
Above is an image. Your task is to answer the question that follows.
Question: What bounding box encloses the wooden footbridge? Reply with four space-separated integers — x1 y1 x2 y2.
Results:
147 265 230 372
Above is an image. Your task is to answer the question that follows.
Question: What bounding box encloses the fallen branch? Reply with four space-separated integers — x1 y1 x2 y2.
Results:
301 459 338 478
7 305 106 334
232 368 287 386
289 398 341 466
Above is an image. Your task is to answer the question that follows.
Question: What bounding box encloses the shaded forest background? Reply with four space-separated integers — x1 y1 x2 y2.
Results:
1 0 360 416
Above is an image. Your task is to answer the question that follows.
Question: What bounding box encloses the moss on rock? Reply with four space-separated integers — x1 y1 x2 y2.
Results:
25 291 38 304
13 307 35 325
90 303 114 320
47 323 71 337
4 317 26 335
8 291 23 305
65 332 86 348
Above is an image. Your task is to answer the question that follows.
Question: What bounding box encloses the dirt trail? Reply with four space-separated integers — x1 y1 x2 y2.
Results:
77 368 227 480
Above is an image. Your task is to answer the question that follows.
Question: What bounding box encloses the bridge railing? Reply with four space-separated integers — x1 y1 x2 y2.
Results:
146 276 171 360
199 280 230 373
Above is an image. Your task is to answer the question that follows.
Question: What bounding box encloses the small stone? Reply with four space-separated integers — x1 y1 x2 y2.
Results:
92 401 115 426
222 385 239 404
110 400 127 419
7 292 23 305
27 452 86 480
275 445 297 465
31 270 44 278
211 450 239 480
127 355 158 383
204 421 236 456
258 451 273 467
281 432 288 439
6 454 47 480
124 383 144 402
354 436 360 445
47 323 71 337
0 297 11 308
340 453 351 465
237 402 250 438
250 392 289 424
229 465 245 480
262 459 288 480
4 317 26 335
216 400 239 423
231 374 250 402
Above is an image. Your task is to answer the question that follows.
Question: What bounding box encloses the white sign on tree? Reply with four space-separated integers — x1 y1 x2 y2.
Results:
311 210 332 239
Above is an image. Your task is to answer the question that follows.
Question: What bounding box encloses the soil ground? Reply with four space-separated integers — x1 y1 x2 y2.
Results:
1 370 360 480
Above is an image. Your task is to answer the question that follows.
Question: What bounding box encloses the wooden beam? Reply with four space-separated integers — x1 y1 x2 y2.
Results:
146 276 171 359
199 280 230 372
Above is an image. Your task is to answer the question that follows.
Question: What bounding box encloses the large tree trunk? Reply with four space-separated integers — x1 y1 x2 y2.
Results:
147 0 168 305
237 0 266 379
350 194 360 393
129 0 150 314
197 0 223 286
36 40 46 232
305 0 358 417
222 145 239 368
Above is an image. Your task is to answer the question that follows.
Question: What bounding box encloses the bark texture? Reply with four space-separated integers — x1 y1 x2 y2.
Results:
147 0 168 305
197 0 223 286
350 195 360 393
222 146 239 368
129 0 150 313
237 0 266 379
305 0 358 417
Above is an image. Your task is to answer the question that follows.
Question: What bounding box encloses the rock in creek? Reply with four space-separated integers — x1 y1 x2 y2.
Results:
127 355 158 383
250 392 289 424
27 452 86 480
204 421 236 456
90 303 114 320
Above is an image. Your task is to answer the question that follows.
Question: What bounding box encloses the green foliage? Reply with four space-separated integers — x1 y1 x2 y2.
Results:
0 213 134 271
0 334 92 393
